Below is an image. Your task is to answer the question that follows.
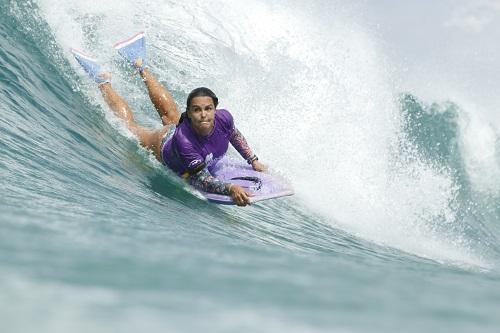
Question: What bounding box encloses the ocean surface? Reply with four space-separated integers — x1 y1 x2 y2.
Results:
1 0 500 332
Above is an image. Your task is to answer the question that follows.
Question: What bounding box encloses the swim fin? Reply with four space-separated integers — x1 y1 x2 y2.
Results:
113 32 146 72
70 48 110 85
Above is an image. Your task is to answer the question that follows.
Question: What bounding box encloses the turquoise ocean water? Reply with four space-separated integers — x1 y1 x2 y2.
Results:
1 1 500 332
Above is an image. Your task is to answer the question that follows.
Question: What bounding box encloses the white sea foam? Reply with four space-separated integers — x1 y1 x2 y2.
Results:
459 104 500 195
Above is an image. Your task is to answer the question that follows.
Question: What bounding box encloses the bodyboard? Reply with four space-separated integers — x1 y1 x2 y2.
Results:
199 158 294 205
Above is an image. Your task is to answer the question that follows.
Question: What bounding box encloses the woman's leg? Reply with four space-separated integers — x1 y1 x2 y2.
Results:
135 59 181 126
99 80 168 161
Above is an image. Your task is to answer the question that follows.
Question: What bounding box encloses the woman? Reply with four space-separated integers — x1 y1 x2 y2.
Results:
71 34 265 206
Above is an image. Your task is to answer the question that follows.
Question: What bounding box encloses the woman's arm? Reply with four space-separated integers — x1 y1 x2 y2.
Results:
189 168 252 206
230 128 266 172
229 127 254 161
189 168 230 195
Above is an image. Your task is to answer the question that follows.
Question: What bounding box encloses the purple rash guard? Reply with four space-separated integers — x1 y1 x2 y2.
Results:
161 109 255 194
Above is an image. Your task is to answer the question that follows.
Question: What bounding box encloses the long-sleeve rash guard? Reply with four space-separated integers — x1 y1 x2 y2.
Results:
161 109 255 194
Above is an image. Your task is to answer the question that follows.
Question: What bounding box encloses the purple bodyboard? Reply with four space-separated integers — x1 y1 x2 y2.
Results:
199 158 294 205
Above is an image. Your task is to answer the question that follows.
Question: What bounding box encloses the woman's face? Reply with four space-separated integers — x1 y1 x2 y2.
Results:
187 96 216 136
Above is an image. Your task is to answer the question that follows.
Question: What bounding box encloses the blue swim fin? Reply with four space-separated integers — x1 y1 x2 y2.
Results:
70 48 110 85
113 32 146 71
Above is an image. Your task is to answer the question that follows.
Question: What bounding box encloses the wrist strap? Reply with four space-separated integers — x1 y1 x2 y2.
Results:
247 155 258 164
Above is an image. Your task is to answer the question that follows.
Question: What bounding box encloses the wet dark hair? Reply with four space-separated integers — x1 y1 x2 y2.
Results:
186 87 218 110
179 87 219 124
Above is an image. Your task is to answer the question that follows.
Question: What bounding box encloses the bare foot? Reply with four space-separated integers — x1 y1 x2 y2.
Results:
98 71 111 80
134 58 143 70
97 71 112 85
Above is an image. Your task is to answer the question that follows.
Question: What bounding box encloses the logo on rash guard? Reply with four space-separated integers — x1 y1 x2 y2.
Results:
188 159 202 168
205 153 223 168
205 153 213 165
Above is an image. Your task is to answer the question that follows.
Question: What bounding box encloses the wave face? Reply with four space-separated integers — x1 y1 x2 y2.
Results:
1 0 500 332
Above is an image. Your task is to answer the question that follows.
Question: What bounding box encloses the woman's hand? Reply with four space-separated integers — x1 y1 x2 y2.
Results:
251 160 267 172
229 185 252 206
